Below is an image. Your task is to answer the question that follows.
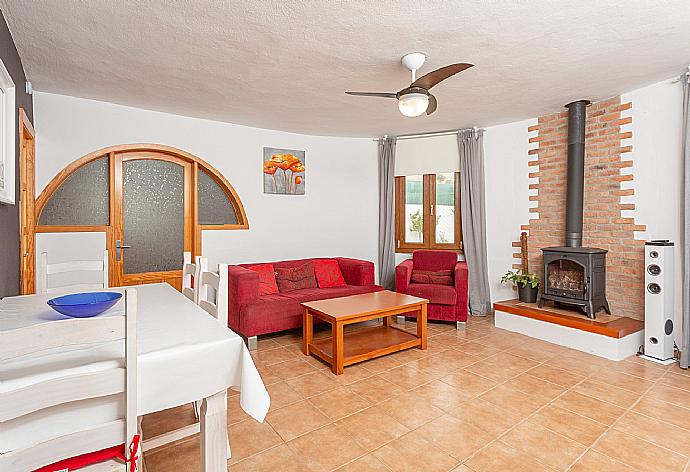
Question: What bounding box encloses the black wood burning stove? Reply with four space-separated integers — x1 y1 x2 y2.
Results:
539 247 610 318
537 100 611 319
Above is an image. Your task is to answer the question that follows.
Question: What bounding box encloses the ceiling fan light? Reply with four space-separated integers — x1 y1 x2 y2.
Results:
398 93 429 117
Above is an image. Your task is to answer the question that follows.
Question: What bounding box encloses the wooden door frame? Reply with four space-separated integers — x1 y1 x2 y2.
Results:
18 108 36 294
111 153 194 287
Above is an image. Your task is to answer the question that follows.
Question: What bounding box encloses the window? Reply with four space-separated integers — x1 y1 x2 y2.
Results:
395 172 461 253
0 58 15 204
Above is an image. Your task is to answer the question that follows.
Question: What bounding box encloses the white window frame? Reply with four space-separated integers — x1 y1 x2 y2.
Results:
0 58 15 205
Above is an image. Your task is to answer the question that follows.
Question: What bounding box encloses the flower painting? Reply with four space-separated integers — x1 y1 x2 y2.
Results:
263 147 305 195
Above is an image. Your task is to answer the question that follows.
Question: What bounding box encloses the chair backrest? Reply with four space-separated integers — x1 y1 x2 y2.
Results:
412 250 458 272
182 251 202 303
0 289 138 472
40 250 109 294
197 257 229 327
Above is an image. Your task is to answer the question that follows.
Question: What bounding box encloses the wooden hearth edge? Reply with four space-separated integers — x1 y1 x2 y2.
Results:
493 299 643 339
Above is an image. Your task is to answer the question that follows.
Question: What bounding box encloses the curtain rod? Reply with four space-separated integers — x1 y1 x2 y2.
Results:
372 126 483 142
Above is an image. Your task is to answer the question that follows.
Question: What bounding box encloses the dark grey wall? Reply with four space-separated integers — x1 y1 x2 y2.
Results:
0 10 32 298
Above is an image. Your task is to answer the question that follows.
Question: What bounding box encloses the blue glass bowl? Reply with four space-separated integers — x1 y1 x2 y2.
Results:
47 292 123 318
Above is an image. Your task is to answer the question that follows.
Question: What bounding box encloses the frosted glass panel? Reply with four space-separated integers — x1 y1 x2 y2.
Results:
198 169 237 225
123 159 184 274
39 156 109 226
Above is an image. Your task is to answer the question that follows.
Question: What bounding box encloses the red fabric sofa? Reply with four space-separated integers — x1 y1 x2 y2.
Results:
227 257 383 338
395 250 469 325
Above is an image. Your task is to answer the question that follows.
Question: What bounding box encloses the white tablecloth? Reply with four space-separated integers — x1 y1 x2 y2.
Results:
0 283 270 453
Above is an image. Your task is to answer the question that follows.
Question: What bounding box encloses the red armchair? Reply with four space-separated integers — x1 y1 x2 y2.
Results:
395 250 469 328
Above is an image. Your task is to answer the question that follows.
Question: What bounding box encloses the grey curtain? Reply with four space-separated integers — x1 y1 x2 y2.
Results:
681 72 690 369
378 137 397 290
458 129 492 316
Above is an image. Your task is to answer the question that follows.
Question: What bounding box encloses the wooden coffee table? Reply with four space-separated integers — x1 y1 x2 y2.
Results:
301 290 428 375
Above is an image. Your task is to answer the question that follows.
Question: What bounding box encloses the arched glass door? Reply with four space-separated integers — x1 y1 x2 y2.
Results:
31 144 249 294
112 153 193 288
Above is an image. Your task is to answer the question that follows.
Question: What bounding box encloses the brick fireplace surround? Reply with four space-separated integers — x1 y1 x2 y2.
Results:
513 96 646 320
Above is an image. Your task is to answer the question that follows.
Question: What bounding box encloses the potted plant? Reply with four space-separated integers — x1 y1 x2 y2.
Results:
501 269 540 303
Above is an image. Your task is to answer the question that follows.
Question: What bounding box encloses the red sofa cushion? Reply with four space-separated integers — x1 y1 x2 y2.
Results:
247 263 279 295
406 283 457 306
275 262 317 292
410 269 453 286
313 259 346 288
281 284 383 303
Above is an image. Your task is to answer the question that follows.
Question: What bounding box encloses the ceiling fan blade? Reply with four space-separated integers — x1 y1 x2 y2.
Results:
345 91 398 98
411 63 474 90
427 94 437 115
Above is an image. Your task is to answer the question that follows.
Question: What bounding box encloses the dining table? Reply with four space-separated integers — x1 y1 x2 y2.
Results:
0 282 270 471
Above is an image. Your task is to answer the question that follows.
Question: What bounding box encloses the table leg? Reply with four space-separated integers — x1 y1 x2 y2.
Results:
303 307 313 356
383 315 391 327
200 389 228 472
417 303 427 350
332 321 344 375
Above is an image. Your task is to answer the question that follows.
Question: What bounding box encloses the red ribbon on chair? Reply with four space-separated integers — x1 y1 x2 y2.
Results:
118 434 140 472
35 436 139 472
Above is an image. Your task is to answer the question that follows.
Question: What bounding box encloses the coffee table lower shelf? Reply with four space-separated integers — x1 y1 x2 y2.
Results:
308 326 420 369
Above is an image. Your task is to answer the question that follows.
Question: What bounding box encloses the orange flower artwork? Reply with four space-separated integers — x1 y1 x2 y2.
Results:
263 147 305 195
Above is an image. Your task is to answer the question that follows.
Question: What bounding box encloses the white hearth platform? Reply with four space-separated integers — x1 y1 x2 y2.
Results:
493 299 644 361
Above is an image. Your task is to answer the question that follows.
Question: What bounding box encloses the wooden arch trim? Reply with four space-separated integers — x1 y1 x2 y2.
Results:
35 143 249 229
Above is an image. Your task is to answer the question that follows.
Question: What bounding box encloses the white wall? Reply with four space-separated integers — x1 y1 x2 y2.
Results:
484 119 534 302
34 92 379 270
622 78 685 344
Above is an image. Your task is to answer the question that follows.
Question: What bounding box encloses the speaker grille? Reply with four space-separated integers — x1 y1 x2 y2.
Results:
647 283 661 294
665 319 674 335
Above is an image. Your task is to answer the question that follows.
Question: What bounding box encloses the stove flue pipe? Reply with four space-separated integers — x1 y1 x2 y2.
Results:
564 100 590 248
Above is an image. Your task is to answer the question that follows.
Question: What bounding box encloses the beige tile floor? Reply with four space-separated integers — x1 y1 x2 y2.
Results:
141 315 690 471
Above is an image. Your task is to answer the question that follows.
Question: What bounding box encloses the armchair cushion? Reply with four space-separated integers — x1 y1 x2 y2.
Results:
410 269 453 286
406 283 457 306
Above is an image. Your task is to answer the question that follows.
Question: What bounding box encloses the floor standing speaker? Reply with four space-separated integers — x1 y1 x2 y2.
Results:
643 240 675 363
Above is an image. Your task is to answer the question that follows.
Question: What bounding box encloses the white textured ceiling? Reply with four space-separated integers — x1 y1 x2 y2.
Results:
3 0 690 137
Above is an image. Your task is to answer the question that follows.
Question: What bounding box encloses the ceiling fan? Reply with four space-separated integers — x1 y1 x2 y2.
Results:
345 53 473 117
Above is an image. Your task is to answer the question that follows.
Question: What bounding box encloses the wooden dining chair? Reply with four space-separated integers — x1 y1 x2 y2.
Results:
41 250 109 294
0 289 139 472
191 258 229 425
196 258 229 327
181 251 202 303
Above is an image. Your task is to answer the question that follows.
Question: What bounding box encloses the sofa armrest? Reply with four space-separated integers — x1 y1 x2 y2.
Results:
454 261 469 322
395 259 414 293
336 258 375 286
227 265 260 332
